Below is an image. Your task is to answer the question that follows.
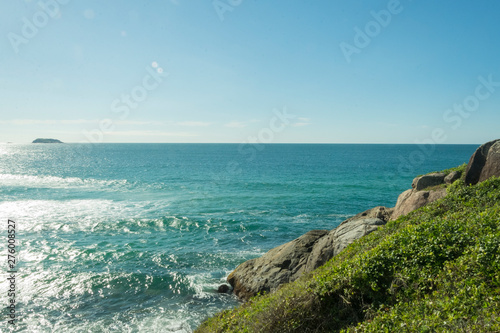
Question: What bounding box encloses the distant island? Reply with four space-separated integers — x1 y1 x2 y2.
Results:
32 138 64 144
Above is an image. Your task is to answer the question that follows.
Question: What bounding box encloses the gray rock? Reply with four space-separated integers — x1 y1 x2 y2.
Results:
391 188 447 220
465 139 500 185
227 229 328 300
444 171 461 184
227 206 393 300
304 217 385 272
412 173 446 191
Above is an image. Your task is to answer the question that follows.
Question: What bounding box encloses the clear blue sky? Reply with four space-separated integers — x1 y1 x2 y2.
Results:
1 0 499 143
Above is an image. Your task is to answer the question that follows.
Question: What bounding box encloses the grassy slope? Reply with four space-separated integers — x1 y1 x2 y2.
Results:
196 170 500 333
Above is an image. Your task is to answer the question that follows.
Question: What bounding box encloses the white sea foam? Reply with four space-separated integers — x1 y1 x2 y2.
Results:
0 173 128 189
0 199 169 233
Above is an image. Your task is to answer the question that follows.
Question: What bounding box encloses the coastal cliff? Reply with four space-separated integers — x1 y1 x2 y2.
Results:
197 139 500 332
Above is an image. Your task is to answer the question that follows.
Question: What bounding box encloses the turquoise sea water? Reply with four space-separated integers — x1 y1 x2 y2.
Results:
0 143 477 332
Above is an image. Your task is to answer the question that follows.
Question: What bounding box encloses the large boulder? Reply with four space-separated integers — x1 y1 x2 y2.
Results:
412 173 446 191
304 216 386 272
227 229 328 300
227 206 393 300
391 187 447 220
465 139 500 185
444 171 461 184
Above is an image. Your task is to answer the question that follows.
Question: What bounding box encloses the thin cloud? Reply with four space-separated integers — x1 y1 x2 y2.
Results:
291 117 312 127
377 122 400 128
0 119 94 125
176 121 212 127
0 119 164 126
224 121 247 128
105 130 198 137
115 120 164 126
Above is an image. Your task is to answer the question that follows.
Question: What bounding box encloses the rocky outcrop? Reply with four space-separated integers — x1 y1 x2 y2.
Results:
412 173 446 191
391 187 447 221
227 206 393 300
228 175 450 300
226 139 500 301
227 230 328 300
465 139 500 185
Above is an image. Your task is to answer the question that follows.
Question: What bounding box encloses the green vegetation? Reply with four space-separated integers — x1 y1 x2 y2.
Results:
433 163 467 179
196 173 500 333
416 163 467 178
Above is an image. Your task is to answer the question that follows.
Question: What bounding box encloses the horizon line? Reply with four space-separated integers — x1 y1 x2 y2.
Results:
1 142 483 145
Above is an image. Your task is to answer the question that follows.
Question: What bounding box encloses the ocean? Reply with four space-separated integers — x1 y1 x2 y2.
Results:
0 143 477 332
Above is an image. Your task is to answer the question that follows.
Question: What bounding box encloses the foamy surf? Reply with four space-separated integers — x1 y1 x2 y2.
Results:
0 173 128 189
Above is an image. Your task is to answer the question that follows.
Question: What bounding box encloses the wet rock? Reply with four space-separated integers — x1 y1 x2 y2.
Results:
217 284 230 293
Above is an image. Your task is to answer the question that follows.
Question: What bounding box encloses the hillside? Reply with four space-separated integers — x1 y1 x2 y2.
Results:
196 171 500 332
